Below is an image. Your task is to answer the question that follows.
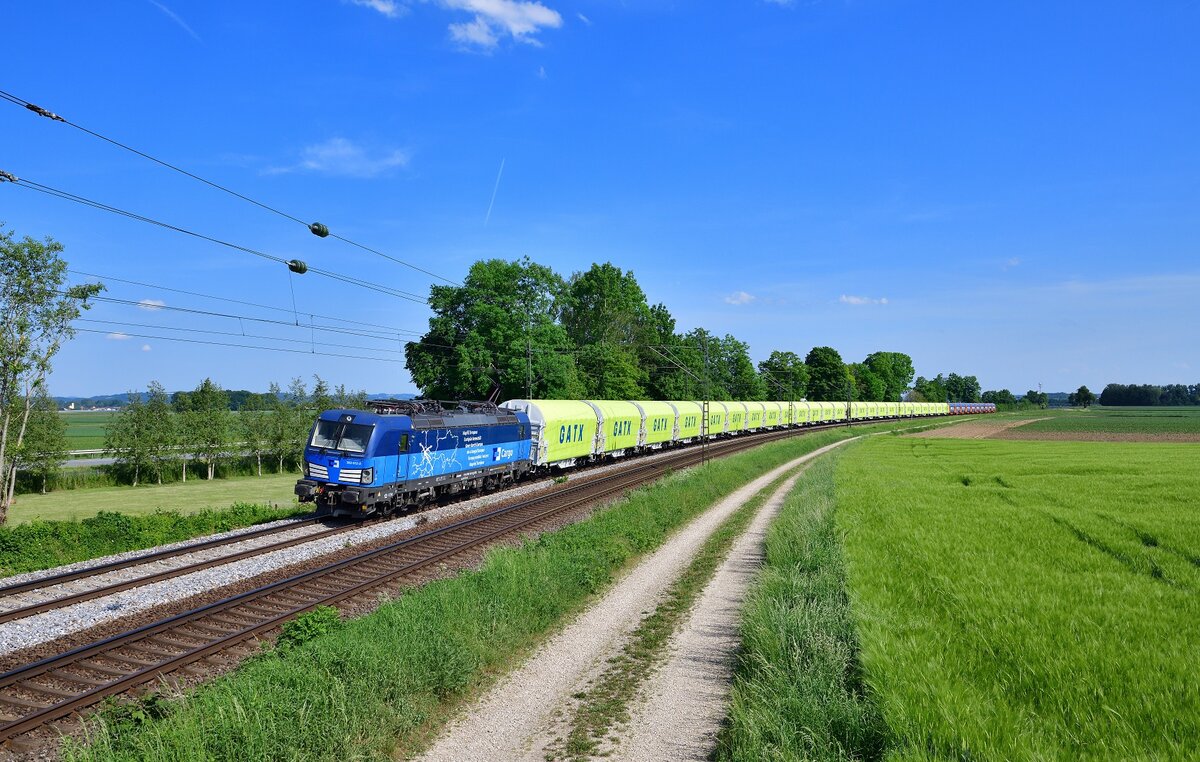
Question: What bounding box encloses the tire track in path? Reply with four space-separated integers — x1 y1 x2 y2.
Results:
412 438 854 762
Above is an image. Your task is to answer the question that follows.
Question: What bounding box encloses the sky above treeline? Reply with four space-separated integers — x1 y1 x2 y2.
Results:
4 1 1198 397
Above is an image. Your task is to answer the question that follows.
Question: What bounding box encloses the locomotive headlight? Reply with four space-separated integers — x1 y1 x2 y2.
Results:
360 468 374 485
302 461 310 477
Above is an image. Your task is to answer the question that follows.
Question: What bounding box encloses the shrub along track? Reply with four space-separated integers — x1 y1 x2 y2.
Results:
0 417 934 755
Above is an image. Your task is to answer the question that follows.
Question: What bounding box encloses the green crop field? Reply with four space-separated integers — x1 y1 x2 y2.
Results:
835 437 1200 758
1019 407 1200 435
61 411 117 451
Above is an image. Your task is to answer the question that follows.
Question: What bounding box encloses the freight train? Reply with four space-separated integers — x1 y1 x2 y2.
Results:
294 398 995 518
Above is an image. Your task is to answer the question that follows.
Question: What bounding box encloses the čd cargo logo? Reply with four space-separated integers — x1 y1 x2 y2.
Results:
493 446 514 460
559 424 586 443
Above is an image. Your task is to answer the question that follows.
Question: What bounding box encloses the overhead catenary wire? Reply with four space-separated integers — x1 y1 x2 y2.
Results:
73 327 405 364
5 174 429 303
0 86 458 285
68 268 427 337
78 318 407 356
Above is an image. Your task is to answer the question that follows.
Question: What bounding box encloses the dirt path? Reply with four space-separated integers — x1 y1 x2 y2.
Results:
908 417 1048 439
612 462 806 761
412 439 854 762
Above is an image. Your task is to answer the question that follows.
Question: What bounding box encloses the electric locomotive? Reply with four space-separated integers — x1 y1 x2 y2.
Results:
295 399 532 518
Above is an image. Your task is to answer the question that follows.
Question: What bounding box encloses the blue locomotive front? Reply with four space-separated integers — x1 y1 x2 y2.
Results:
295 400 532 518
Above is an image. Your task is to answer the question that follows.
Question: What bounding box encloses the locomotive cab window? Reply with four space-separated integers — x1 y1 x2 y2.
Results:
310 420 374 454
399 433 409 453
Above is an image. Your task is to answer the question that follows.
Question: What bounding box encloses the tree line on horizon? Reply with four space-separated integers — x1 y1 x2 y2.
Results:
403 258 994 406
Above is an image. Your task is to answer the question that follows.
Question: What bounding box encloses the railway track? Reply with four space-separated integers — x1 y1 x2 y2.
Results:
0 417 921 751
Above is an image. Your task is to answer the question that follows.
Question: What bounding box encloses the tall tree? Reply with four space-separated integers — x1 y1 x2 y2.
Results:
804 346 853 401
982 389 1017 405
106 392 154 487
562 263 653 399
178 378 232 480
848 363 886 401
406 257 583 401
144 381 177 485
1068 385 1096 408
0 228 102 522
757 350 809 400
863 352 915 401
240 392 270 477
16 388 68 494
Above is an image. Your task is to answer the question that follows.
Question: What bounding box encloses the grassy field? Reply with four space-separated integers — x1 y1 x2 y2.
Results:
62 410 117 451
834 437 1200 758
719 449 889 760
1019 406 1200 434
6 472 300 525
65 425 914 761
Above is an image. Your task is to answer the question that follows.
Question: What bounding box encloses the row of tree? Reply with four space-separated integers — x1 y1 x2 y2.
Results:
1098 383 1200 406
404 258 981 404
105 377 365 486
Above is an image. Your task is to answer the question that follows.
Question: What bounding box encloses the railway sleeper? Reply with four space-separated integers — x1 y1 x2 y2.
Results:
16 681 78 700
48 670 108 688
0 694 52 710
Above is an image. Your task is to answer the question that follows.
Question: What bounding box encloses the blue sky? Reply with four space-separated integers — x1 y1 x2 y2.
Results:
4 1 1197 397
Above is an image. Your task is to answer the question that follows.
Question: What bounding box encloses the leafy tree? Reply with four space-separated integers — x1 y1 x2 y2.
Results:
982 389 1017 405
265 379 307 473
945 373 982 403
757 350 809 400
562 263 651 399
16 387 67 494
310 375 334 413
805 346 853 401
863 352 915 401
144 381 177 484
848 362 886 401
641 303 688 400
1068 385 1096 408
332 384 368 410
0 228 102 522
716 335 766 400
912 375 949 403
240 392 270 477
1024 389 1049 408
177 378 232 480
406 257 583 401
106 392 154 486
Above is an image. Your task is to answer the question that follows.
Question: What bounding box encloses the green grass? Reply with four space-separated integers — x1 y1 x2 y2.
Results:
718 450 888 761
0 503 307 578
835 437 1200 759
1018 406 1200 434
65 425 912 762
6 472 301 525
62 411 117 451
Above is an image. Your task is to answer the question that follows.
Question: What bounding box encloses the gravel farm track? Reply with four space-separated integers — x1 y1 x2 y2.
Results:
0 417 921 759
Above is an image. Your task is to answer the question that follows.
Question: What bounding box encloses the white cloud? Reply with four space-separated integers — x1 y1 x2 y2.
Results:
141 344 152 352
1003 257 1021 270
724 290 756 305
537 65 546 79
839 295 889 306
147 1 201 41
266 138 409 178
450 17 499 47
138 298 166 311
106 332 130 341
442 0 563 49
346 0 406 17
576 12 591 24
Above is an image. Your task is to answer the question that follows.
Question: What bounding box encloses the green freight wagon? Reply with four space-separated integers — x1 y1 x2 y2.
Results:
633 400 677 448
670 401 704 440
745 401 764 431
585 400 642 454
501 399 598 467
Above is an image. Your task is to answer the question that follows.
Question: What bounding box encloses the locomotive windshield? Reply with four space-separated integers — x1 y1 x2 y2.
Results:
309 420 374 454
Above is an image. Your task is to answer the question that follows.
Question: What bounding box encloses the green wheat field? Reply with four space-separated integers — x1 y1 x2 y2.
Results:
836 437 1200 758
